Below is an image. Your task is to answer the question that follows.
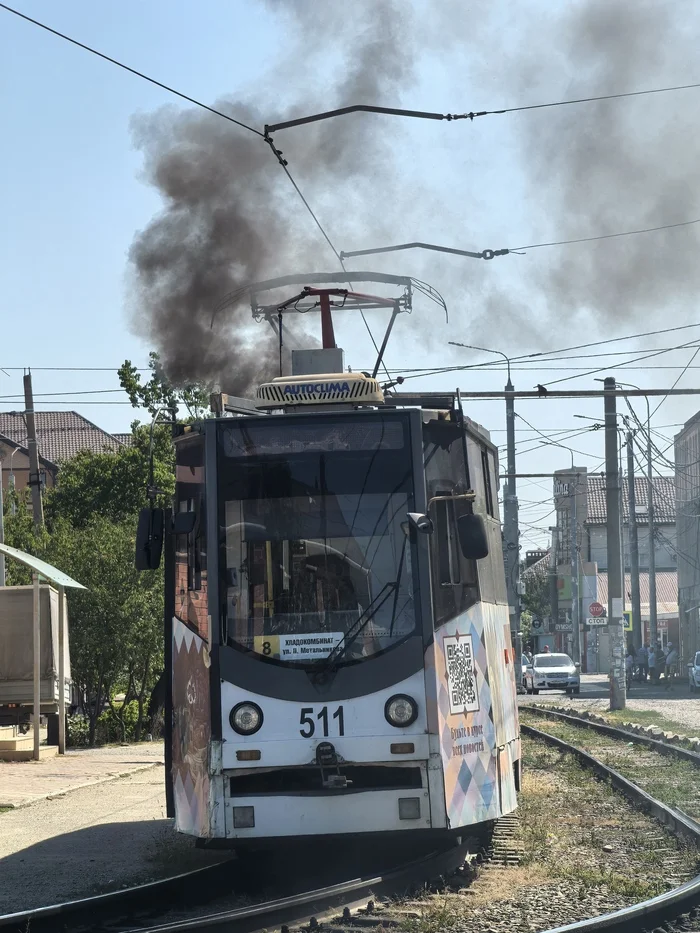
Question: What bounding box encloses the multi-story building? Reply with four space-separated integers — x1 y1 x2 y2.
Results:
675 413 700 662
552 467 677 671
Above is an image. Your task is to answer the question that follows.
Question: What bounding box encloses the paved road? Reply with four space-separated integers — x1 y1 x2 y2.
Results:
0 741 165 808
519 673 700 733
0 750 229 914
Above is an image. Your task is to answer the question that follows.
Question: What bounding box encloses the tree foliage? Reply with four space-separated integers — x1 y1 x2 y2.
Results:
45 424 174 528
0 354 197 746
43 517 163 745
118 351 211 420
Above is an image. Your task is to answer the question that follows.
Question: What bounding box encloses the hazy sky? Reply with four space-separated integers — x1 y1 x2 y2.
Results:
2 0 699 548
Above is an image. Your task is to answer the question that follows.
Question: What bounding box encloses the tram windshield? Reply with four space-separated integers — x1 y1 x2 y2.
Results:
218 416 418 665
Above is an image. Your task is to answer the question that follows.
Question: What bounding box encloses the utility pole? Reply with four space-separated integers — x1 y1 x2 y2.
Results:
0 458 4 586
646 419 658 650
604 377 626 709
450 343 521 679
627 432 643 649
549 526 558 651
23 371 44 531
504 369 522 682
570 474 580 665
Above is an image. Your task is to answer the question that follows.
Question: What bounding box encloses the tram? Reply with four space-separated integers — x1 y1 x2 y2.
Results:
136 274 520 845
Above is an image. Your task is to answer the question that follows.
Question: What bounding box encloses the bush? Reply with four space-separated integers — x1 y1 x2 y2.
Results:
67 714 91 748
97 700 140 744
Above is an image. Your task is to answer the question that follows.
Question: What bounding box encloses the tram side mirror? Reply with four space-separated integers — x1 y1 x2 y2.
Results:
135 507 164 571
407 512 433 534
456 513 489 560
173 511 196 535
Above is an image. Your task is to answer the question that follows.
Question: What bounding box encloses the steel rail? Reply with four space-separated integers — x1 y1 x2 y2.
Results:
0 838 473 933
522 705 700 767
0 860 236 932
523 723 700 933
123 841 473 933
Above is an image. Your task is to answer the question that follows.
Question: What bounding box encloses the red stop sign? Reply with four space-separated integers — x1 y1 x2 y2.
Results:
589 601 604 617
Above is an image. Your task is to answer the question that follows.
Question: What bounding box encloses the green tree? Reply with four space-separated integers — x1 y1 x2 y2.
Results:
118 351 211 420
3 486 48 584
44 423 174 528
43 516 163 746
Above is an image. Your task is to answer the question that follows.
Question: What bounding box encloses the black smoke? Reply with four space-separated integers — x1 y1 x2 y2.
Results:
128 0 415 396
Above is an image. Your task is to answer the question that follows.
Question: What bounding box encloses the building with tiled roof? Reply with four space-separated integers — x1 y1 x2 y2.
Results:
585 475 676 525
0 432 59 492
112 433 133 447
543 467 679 669
0 411 125 464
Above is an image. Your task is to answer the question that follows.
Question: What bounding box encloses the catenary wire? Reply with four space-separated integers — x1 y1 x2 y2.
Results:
510 217 700 252
540 338 700 388
648 345 700 420
0 2 263 137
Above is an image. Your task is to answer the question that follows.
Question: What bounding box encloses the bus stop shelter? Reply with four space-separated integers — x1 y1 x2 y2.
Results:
0 542 85 759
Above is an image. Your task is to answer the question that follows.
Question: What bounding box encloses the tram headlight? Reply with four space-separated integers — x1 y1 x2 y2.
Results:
384 694 418 728
230 702 264 736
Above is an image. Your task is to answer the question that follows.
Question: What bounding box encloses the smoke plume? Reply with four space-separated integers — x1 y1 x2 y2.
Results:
513 0 700 325
129 0 415 396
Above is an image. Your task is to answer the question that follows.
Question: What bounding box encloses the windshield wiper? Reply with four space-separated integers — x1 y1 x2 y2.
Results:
316 582 397 675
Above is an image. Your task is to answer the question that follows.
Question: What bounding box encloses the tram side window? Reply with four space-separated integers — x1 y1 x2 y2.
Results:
481 448 495 517
177 498 203 592
435 494 461 586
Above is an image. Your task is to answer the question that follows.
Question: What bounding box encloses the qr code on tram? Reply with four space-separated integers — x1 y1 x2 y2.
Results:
443 634 480 715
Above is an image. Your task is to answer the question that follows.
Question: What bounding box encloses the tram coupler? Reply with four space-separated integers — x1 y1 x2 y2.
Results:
316 741 352 789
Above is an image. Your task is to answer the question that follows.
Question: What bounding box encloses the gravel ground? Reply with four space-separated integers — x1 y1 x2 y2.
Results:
404 735 700 933
520 674 700 735
0 763 230 915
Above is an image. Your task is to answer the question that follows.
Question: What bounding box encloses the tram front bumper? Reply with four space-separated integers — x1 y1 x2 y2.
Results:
225 785 432 838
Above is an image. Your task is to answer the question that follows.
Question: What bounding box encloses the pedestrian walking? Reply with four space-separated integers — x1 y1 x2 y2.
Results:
664 644 679 690
625 651 634 690
636 643 649 681
647 645 657 684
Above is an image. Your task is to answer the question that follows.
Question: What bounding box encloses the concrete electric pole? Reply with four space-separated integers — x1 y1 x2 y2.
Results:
449 343 521 681
626 431 643 649
604 377 626 710
23 371 44 531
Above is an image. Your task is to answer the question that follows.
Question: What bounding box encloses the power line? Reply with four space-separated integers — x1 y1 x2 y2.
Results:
540 338 700 388
649 345 700 420
0 389 124 400
267 80 700 133
0 367 150 372
511 217 700 253
0 2 263 137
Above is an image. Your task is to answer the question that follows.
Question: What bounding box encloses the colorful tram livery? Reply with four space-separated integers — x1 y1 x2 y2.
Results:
140 380 520 845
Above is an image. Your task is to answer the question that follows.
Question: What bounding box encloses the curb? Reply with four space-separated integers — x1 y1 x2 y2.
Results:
0 760 163 809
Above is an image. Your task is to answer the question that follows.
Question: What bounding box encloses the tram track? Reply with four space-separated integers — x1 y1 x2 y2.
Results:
520 720 700 933
0 834 483 933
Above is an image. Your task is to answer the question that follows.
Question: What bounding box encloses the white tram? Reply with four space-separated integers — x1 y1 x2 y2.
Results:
136 276 520 846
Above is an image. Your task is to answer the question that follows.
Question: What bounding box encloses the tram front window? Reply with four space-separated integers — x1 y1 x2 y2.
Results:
219 418 417 666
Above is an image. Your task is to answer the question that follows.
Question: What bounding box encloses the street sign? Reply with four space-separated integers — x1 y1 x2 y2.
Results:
623 610 633 632
587 617 607 627
589 601 604 617
555 622 573 632
531 618 542 630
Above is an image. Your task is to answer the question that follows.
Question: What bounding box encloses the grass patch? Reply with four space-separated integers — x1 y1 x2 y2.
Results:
522 713 700 822
528 703 699 739
598 708 699 738
557 865 667 899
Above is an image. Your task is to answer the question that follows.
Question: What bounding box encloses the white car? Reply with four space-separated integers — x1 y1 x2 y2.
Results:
689 651 700 692
525 653 581 695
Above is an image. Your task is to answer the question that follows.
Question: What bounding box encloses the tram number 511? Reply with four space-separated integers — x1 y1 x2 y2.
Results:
299 706 344 738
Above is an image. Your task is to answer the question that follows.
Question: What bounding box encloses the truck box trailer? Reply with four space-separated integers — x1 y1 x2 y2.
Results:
0 585 71 726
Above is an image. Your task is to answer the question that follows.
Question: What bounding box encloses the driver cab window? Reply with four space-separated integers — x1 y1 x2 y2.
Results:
435 494 461 586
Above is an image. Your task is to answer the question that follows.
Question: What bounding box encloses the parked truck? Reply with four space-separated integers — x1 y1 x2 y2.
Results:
0 585 71 733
